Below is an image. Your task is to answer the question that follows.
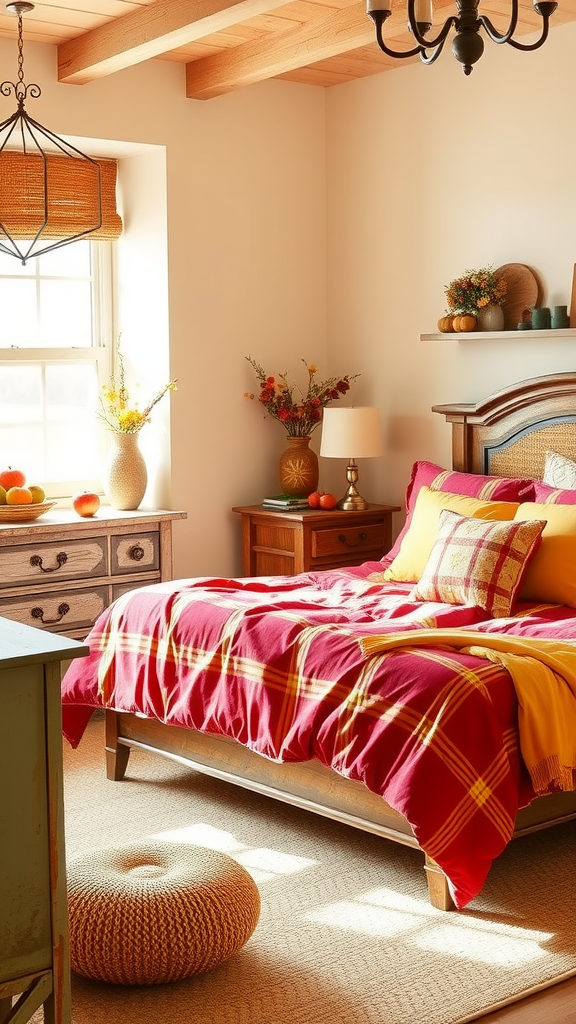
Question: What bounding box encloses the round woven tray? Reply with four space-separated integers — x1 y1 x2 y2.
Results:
0 501 56 523
497 264 542 330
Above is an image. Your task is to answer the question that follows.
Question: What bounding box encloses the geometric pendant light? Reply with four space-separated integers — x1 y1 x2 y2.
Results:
0 2 103 264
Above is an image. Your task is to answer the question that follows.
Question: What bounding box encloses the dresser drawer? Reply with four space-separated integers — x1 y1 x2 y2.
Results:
1 586 108 633
0 537 107 588
111 532 159 575
112 578 160 602
311 523 386 560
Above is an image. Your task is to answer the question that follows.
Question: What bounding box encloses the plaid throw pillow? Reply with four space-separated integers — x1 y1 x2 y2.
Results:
410 510 546 618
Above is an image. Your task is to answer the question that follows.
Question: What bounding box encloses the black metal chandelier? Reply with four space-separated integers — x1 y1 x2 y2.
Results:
0 2 102 264
367 0 558 76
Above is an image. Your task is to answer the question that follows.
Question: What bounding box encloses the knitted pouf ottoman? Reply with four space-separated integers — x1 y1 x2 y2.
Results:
67 841 261 985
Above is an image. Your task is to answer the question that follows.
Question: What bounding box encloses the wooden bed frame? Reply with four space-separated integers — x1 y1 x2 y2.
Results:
104 371 576 911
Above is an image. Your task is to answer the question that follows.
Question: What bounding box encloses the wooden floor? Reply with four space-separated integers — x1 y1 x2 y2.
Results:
480 974 576 1022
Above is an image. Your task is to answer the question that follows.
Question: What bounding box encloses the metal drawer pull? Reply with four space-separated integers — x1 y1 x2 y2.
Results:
337 531 367 548
128 544 145 561
30 551 68 573
31 602 70 625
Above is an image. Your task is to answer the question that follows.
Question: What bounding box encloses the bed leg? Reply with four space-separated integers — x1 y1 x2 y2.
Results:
424 854 454 911
105 710 131 781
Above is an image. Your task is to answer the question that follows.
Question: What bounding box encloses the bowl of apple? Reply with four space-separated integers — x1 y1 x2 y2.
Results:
0 467 56 523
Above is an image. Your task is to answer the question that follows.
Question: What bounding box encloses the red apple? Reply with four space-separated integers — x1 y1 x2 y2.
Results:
72 491 101 517
0 466 26 490
319 492 337 510
307 491 322 508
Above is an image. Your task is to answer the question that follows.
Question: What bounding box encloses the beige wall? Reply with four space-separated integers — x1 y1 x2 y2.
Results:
3 38 327 577
4 20 576 576
325 20 576 529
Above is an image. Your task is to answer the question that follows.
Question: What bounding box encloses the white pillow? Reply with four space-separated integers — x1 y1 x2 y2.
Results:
543 450 576 490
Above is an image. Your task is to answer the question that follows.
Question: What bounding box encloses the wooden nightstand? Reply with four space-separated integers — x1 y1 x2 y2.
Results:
232 503 401 576
0 507 187 641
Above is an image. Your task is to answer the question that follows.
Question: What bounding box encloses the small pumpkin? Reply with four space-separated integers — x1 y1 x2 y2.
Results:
459 314 477 332
437 315 455 333
453 314 477 332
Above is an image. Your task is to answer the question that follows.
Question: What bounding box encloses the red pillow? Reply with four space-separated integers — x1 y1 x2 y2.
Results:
384 460 536 564
533 481 576 505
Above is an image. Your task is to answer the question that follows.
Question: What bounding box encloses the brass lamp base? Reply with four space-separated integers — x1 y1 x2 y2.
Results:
336 460 369 511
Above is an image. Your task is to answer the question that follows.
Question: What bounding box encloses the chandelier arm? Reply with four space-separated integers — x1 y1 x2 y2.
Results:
369 11 425 59
407 9 457 51
479 13 518 44
506 1 557 50
418 40 448 65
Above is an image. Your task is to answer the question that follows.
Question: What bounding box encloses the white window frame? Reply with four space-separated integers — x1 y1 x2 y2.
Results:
0 242 114 499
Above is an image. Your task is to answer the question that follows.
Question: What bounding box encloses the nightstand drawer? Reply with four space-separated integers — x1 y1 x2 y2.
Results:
0 537 107 588
311 523 387 560
111 532 159 575
1 586 108 633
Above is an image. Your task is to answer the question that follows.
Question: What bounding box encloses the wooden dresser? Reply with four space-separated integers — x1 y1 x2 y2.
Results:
0 617 88 1024
0 507 187 640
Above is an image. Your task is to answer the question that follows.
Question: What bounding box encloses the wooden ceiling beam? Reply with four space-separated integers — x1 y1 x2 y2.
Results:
58 0 291 85
185 4 379 99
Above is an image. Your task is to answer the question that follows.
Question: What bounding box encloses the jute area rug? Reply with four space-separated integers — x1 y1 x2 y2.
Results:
43 714 576 1024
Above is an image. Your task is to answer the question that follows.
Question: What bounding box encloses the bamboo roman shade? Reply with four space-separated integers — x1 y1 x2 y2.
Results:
0 153 122 241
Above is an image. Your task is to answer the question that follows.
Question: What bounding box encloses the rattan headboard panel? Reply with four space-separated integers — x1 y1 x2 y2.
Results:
432 374 576 477
485 421 576 479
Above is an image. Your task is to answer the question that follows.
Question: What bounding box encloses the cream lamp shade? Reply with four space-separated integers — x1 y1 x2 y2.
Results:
320 407 384 510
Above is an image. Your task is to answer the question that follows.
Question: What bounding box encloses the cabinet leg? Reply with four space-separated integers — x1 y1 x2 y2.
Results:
105 710 131 781
0 997 11 1024
424 854 454 911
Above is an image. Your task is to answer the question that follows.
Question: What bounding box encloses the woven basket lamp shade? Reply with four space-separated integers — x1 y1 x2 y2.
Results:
67 842 261 986
0 2 122 263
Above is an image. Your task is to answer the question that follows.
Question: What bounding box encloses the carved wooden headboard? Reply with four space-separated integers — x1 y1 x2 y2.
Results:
433 372 576 479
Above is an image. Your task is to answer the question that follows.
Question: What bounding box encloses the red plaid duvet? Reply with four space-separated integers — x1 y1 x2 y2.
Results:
61 562 576 908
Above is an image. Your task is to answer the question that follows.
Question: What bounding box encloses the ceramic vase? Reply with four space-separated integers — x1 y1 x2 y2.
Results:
476 304 505 332
104 432 148 510
279 436 319 497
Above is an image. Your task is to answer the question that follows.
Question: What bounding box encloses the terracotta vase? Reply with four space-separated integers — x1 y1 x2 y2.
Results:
104 432 148 510
476 303 505 332
279 436 319 497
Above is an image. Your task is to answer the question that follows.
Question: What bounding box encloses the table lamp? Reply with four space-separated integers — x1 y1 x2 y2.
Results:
319 406 384 510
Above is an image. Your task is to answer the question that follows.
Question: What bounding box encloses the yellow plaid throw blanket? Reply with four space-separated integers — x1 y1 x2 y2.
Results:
360 629 576 795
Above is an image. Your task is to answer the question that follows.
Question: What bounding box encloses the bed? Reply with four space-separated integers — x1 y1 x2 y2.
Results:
61 372 576 912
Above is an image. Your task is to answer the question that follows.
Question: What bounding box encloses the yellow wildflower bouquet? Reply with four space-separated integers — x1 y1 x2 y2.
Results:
99 345 177 433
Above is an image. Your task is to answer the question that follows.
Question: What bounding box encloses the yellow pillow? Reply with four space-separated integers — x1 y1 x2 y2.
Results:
514 503 576 607
383 486 520 583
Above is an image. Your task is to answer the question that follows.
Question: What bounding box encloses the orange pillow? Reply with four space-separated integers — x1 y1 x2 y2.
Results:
514 503 576 607
383 486 520 583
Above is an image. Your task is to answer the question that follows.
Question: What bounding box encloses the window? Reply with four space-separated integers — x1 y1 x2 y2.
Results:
0 240 113 498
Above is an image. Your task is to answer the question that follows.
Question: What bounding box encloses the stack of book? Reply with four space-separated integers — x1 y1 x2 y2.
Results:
262 494 311 511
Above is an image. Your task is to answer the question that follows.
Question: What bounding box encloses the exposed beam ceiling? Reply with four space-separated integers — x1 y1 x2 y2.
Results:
0 0 571 101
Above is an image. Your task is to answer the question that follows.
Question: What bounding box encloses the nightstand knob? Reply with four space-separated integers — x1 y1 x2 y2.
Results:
128 544 145 562
30 551 68 573
31 602 70 625
337 531 367 548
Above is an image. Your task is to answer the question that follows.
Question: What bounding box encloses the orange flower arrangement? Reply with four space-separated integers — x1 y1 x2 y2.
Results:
245 356 359 437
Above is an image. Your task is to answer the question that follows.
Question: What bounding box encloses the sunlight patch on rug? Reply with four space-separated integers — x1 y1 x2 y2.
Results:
416 918 554 966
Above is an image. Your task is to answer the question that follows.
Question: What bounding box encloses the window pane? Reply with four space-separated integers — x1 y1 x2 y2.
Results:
0 280 37 345
41 241 91 277
0 364 42 423
0 362 100 484
40 280 92 347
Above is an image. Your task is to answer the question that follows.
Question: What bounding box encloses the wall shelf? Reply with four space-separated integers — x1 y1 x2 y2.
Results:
421 328 576 343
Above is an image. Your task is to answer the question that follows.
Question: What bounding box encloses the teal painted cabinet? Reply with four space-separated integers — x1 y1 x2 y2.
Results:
0 617 88 1024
